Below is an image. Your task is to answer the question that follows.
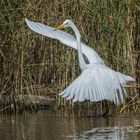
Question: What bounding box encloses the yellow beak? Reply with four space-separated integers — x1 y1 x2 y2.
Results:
54 24 65 31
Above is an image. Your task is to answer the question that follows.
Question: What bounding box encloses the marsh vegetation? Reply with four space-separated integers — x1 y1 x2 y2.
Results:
0 0 139 113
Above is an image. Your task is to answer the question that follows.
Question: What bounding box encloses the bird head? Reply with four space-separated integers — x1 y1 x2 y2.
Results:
54 19 72 30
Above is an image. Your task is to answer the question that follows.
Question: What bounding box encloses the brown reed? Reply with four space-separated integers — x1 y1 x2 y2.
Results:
0 0 139 113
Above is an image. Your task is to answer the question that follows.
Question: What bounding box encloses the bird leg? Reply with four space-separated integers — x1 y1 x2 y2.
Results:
95 101 111 117
95 102 102 117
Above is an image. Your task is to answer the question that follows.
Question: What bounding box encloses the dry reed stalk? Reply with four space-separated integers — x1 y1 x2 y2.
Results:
0 0 139 112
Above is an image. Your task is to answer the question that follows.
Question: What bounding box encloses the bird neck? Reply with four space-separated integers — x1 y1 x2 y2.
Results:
70 23 87 71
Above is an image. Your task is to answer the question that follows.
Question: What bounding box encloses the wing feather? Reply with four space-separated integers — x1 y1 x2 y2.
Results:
25 18 104 64
59 64 128 105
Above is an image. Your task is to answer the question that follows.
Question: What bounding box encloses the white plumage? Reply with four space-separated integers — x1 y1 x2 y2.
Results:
60 64 127 104
25 18 104 64
25 18 135 105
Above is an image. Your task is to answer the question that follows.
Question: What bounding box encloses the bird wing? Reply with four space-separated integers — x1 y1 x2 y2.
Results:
25 18 135 84
25 18 104 64
59 64 128 105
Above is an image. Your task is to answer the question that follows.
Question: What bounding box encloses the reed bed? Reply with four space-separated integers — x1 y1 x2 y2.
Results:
0 0 139 113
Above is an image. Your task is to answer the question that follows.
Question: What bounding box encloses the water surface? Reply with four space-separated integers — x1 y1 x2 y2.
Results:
0 110 140 140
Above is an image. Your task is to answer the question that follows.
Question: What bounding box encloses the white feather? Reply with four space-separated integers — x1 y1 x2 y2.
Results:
59 64 128 104
25 19 135 105
25 18 104 64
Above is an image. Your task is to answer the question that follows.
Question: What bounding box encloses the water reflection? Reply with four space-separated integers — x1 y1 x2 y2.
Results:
0 110 139 140
68 126 131 140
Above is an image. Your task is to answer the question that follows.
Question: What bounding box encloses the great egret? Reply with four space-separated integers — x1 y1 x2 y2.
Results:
25 19 135 105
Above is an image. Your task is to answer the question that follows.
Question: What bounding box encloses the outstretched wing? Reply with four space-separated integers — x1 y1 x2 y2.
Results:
59 65 128 105
25 18 135 84
25 18 104 64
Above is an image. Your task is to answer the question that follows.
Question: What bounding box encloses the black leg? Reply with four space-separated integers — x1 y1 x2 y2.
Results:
95 102 102 117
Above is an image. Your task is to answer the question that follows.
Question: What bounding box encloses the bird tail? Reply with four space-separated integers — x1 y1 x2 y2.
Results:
116 72 135 85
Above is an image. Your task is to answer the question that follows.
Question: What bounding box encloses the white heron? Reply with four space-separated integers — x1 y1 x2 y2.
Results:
25 18 135 105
